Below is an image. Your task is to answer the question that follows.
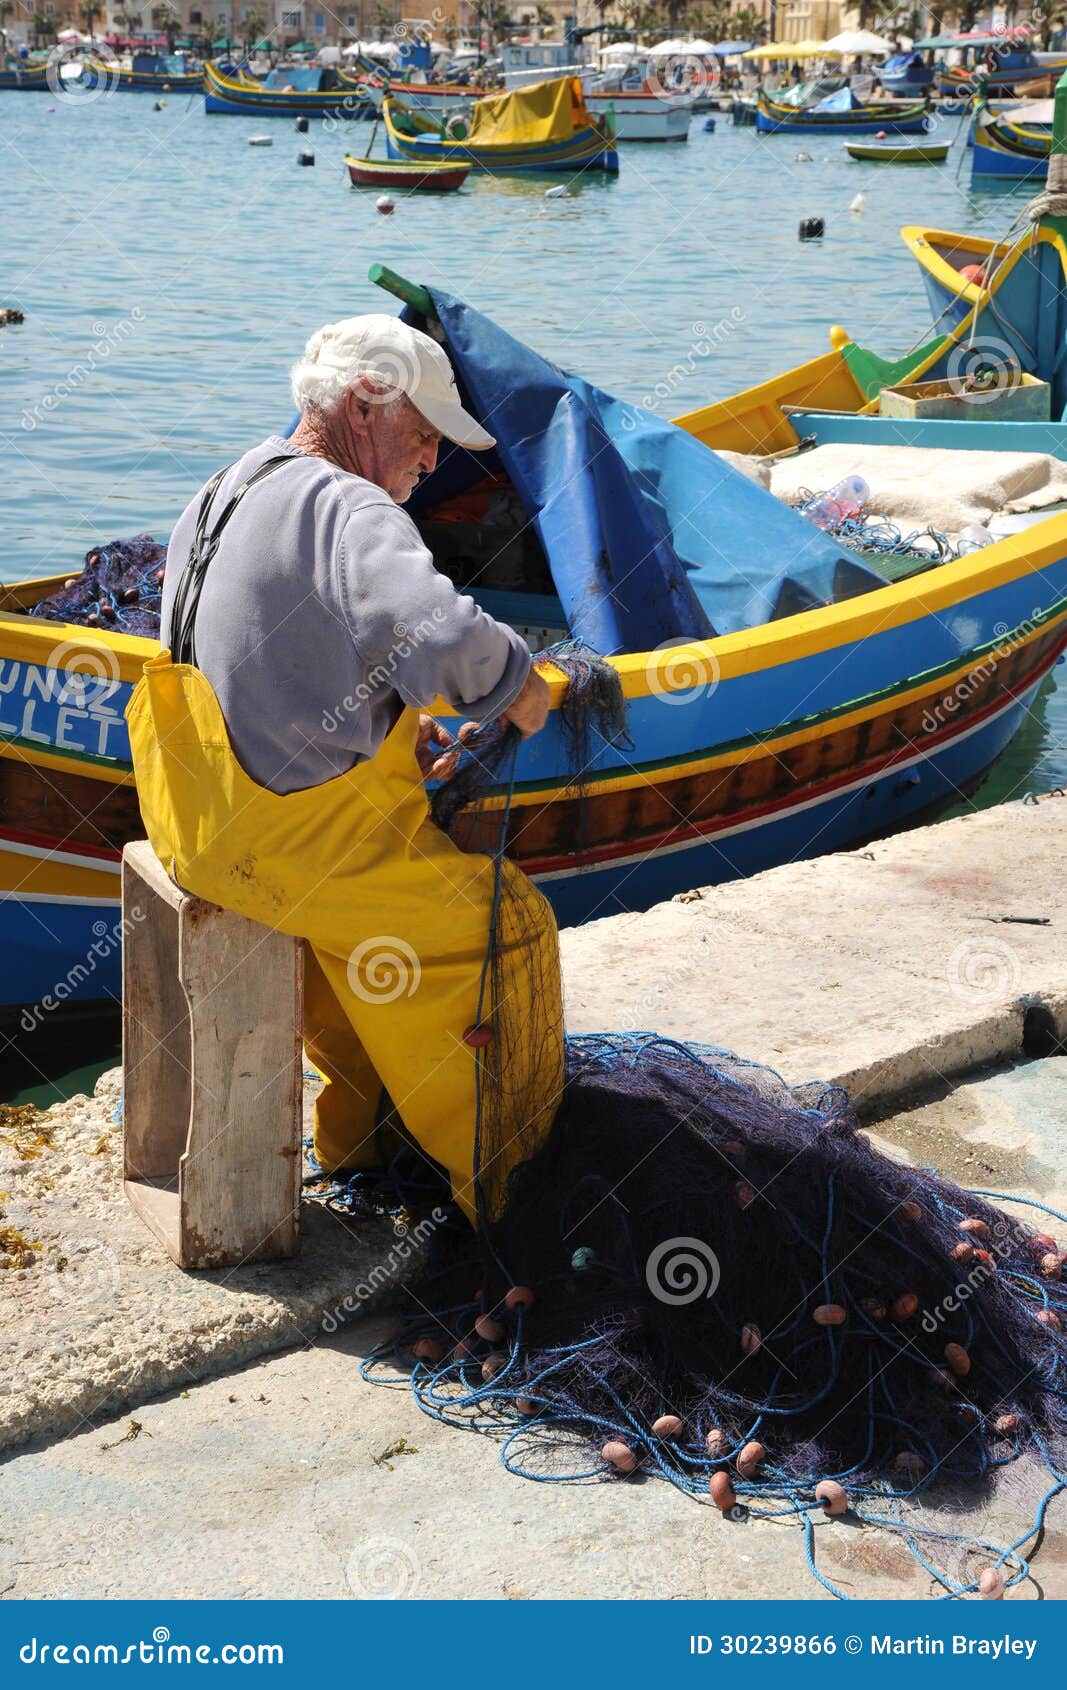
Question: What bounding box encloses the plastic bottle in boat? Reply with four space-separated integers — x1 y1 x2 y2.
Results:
955 522 993 557
800 475 869 532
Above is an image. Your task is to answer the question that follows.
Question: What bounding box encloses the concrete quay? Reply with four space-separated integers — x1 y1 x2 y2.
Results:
2 794 1066 1598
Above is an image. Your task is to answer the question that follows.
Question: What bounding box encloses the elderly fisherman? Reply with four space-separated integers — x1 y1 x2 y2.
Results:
126 316 563 1225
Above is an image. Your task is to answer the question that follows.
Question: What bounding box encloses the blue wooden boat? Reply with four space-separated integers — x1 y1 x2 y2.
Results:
203 59 375 118
930 31 1067 97
970 102 1052 178
756 89 929 135
83 51 201 92
881 52 934 99
0 58 51 90
381 80 619 175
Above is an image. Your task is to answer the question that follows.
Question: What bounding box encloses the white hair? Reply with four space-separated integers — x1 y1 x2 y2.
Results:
290 315 410 417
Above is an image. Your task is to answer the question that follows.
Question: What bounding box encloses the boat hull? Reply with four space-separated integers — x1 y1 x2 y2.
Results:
844 140 949 162
82 60 201 91
5 487 1066 1010
203 61 375 117
345 155 469 189
0 63 50 89
756 95 929 134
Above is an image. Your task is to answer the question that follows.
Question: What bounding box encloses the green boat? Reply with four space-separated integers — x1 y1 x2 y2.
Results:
844 138 951 163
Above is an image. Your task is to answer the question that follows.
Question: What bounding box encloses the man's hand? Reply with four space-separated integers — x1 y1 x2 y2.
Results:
415 715 462 781
501 666 551 738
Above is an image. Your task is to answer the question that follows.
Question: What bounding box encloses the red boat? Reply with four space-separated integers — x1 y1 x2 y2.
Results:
344 154 470 191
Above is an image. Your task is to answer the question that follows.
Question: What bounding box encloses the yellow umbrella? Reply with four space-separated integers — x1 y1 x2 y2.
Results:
741 40 839 59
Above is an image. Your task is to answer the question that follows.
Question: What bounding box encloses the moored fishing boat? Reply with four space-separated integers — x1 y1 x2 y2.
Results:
928 28 1067 97
756 89 929 134
0 58 51 90
970 101 1052 178
345 153 470 190
203 59 375 117
844 138 949 163
83 51 200 92
380 79 619 174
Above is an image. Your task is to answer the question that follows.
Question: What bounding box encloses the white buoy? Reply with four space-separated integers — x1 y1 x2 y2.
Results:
376 193 395 215
545 184 568 199
794 150 813 162
849 192 866 213
248 135 273 146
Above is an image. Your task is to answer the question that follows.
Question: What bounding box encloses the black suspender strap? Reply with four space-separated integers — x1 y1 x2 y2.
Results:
169 454 298 667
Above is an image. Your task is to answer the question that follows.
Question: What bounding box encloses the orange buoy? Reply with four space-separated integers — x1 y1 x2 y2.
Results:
475 1313 505 1342
481 1351 508 1381
504 1285 535 1309
463 1023 493 1048
959 1217 989 1239
901 1202 923 1223
709 1470 736 1510
814 1479 847 1517
813 1303 847 1326
721 1140 746 1159
516 1397 536 1416
894 1450 927 1476
951 1241 975 1265
945 1342 971 1377
959 262 987 286
706 1427 726 1457
451 1338 472 1359
734 1180 756 1209
1028 1233 1057 1258
995 1412 1020 1435
652 1414 684 1439
1037 1308 1062 1331
1041 1253 1062 1279
892 1292 919 1320
412 1337 446 1363
737 1440 765 1478
740 1323 762 1357
602 1440 637 1473
860 1297 886 1320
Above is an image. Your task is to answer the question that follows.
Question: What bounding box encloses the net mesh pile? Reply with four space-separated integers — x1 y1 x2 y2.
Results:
31 535 166 638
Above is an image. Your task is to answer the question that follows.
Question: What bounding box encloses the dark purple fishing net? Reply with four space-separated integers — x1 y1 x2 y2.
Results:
337 650 1067 1596
32 535 166 639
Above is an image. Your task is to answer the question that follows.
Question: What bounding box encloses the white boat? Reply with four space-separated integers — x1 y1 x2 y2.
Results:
500 42 692 141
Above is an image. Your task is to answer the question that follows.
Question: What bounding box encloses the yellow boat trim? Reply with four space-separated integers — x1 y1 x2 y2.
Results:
464 606 1067 807
0 848 120 901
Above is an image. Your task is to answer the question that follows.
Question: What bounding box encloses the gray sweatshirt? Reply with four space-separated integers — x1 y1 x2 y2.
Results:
160 436 531 795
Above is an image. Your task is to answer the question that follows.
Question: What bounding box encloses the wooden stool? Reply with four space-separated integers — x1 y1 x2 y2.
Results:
121 840 304 1270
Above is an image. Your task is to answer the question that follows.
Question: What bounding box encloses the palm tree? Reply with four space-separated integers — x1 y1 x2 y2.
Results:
114 6 143 40
151 2 179 48
242 5 266 49
0 0 14 47
79 2 102 42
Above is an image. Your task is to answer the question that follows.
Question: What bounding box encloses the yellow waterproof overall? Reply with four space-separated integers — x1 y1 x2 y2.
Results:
126 651 564 1225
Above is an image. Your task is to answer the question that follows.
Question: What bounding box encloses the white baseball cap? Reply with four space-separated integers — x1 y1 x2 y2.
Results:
294 313 496 451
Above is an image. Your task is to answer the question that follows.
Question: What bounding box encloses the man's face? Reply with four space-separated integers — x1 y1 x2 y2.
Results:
343 384 441 503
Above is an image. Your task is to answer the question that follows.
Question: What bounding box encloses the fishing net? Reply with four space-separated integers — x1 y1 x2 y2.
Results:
31 535 166 638
339 645 1067 1600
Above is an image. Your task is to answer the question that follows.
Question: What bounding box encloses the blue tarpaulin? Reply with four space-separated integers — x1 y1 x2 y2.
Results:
814 84 854 112
403 288 883 655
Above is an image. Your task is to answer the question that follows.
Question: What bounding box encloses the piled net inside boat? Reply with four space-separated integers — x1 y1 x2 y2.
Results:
309 649 1067 1600
32 536 166 638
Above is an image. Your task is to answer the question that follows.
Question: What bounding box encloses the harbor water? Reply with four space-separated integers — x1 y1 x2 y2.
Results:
1 90 1065 1108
